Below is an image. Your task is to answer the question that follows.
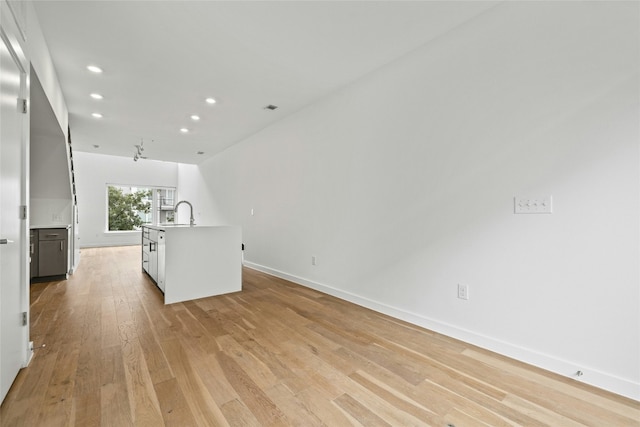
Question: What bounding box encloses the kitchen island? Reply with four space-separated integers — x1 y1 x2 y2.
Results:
142 225 242 304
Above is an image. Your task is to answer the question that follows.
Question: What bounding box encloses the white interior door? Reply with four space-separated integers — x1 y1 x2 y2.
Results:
0 29 26 404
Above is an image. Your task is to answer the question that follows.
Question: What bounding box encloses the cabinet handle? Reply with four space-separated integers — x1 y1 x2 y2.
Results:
46 234 60 238
60 241 63 251
30 243 34 254
150 242 155 252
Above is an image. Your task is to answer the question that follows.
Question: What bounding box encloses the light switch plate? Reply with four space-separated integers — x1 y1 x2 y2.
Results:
457 284 469 300
514 196 552 214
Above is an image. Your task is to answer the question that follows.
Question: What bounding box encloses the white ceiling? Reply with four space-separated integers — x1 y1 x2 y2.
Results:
33 1 497 164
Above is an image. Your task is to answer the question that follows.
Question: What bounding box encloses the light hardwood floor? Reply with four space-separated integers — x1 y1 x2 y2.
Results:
1 246 638 426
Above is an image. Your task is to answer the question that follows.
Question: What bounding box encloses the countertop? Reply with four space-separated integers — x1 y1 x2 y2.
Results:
30 224 71 230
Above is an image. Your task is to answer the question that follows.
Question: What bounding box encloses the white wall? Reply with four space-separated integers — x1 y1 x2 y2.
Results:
29 70 72 227
197 2 639 399
26 2 68 141
73 152 179 247
176 163 220 226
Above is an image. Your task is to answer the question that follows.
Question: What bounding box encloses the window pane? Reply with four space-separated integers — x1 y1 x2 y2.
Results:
157 188 175 224
107 185 152 230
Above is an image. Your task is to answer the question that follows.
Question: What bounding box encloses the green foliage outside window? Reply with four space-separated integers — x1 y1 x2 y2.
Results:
108 186 152 230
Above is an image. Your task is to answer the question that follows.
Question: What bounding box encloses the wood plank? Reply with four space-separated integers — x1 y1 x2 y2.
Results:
306 322 428 385
120 338 164 425
71 389 101 427
280 340 431 426
174 307 221 354
333 349 455 418
154 378 199 427
177 335 240 407
220 398 261 427
295 387 359 426
160 338 227 426
35 347 81 427
73 296 103 398
100 382 133 427
334 393 392 427
99 345 132 426
463 348 640 422
0 349 59 426
238 334 310 395
1 246 636 426
263 383 325 427
216 351 288 425
443 407 494 427
348 370 441 426
101 297 120 349
216 334 280 390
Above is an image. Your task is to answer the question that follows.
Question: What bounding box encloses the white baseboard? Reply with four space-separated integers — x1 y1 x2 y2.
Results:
79 242 140 249
24 342 34 367
243 261 640 401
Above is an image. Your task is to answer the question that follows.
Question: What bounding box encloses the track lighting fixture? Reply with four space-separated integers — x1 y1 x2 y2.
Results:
133 138 145 162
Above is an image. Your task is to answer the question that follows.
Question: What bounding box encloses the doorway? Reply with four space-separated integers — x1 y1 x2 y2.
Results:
0 26 28 403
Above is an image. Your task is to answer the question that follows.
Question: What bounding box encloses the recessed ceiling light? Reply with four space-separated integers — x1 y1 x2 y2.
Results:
180 128 189 133
190 115 200 121
90 93 103 100
205 97 216 104
87 65 103 73
92 113 103 118
264 104 278 110
93 145 100 149
197 151 205 155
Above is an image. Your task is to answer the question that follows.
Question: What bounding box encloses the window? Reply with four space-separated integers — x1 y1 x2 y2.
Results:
106 185 176 231
156 188 176 225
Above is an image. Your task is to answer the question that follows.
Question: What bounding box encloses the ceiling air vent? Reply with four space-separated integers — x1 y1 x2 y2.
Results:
264 104 278 110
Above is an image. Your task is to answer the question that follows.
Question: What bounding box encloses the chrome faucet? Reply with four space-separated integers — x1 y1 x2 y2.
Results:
174 200 195 226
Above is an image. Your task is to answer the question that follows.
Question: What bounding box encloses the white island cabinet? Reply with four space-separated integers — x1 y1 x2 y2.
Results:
141 225 242 304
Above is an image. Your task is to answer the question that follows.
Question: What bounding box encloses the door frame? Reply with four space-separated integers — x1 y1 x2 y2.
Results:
1 0 31 397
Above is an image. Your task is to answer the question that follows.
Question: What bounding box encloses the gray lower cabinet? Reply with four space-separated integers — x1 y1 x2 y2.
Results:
33 228 69 279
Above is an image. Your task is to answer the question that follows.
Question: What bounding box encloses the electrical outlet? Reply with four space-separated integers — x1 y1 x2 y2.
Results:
457 284 469 300
250 208 254 216
311 256 317 266
514 196 552 214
